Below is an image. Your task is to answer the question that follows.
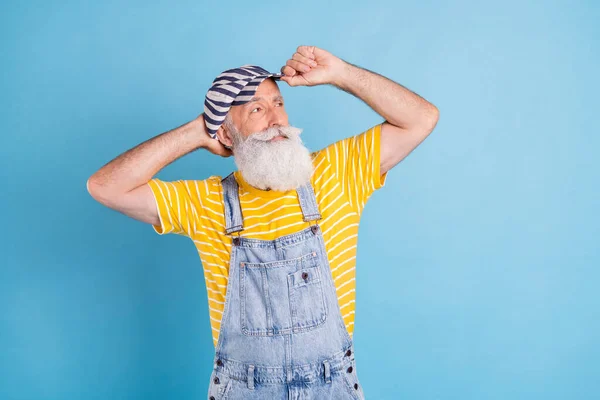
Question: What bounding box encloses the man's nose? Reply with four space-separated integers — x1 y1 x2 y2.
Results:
268 109 288 127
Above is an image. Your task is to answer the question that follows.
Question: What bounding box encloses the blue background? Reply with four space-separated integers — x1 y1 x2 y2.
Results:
1 0 599 399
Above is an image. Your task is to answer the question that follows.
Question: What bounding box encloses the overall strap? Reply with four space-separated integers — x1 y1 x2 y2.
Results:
221 173 244 234
296 182 322 222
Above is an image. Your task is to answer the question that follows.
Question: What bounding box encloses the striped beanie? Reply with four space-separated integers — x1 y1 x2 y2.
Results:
204 65 283 139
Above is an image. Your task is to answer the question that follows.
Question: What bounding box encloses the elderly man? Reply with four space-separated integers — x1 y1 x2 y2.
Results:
88 45 438 400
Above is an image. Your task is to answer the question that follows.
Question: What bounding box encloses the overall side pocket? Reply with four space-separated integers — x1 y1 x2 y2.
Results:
287 262 328 332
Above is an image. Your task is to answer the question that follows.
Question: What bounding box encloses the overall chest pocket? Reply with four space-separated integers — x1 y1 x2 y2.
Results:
240 252 328 336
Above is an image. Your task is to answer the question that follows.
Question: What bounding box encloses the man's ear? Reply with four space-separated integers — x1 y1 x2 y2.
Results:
216 125 233 148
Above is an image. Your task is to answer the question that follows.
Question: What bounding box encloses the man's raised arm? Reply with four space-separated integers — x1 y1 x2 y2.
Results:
280 45 439 175
86 114 231 226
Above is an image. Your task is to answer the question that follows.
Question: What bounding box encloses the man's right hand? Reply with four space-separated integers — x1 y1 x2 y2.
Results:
88 113 233 229
195 113 233 157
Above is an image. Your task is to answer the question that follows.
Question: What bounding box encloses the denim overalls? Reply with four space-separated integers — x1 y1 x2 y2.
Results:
207 173 365 400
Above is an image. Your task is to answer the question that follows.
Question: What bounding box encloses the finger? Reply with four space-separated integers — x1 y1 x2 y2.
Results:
289 56 314 71
292 52 317 68
281 76 296 86
280 75 304 87
281 65 296 77
280 75 295 86
286 59 311 73
296 45 315 60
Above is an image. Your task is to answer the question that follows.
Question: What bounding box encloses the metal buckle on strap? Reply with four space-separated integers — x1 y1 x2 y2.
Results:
247 364 255 390
323 360 331 384
232 231 241 246
309 220 319 234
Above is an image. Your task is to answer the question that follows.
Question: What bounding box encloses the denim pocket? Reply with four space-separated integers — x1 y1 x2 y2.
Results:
287 264 328 331
240 252 327 336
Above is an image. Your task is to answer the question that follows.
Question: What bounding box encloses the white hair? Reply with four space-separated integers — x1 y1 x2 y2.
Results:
224 117 314 191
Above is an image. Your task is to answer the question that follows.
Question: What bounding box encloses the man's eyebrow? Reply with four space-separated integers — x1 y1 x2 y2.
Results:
246 95 285 104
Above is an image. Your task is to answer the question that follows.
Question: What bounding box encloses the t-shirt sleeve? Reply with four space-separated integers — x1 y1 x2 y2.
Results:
146 178 206 237
317 123 388 216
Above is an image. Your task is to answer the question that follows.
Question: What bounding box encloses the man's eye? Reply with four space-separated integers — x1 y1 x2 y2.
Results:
251 107 261 113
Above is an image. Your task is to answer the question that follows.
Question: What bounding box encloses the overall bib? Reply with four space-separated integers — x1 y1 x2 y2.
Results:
207 173 366 400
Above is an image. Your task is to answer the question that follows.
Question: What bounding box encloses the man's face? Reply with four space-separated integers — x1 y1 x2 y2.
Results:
215 79 314 192
223 78 289 141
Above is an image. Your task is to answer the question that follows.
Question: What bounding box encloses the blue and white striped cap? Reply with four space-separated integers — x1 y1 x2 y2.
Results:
204 65 283 139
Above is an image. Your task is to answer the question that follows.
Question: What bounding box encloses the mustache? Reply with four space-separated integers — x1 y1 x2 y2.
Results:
248 125 303 142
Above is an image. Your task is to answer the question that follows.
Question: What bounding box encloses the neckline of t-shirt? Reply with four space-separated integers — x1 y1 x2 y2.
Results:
233 171 296 199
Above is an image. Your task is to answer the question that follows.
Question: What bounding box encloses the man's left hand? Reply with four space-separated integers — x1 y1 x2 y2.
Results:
280 46 346 87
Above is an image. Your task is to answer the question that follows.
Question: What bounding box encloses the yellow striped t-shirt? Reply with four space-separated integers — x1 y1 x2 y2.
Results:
148 123 387 347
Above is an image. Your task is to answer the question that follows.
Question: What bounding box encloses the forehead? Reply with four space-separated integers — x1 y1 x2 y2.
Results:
254 78 281 98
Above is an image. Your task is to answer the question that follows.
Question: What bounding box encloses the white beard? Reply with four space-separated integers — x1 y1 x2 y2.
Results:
230 125 314 191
